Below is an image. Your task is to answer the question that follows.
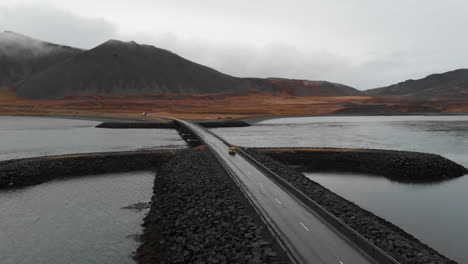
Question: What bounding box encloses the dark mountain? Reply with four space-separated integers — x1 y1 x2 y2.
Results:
16 40 265 99
15 38 360 99
0 31 82 88
266 78 361 96
366 69 468 97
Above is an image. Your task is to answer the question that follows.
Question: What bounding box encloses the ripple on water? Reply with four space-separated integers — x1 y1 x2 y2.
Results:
0 172 155 264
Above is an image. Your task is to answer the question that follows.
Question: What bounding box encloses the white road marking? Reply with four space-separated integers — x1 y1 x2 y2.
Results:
274 198 282 205
299 222 310 232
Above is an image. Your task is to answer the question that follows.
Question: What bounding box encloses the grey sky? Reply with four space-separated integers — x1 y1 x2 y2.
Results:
1 0 467 89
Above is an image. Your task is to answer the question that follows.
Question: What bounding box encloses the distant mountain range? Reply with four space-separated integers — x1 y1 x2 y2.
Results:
1 31 467 99
0 31 361 99
366 69 468 98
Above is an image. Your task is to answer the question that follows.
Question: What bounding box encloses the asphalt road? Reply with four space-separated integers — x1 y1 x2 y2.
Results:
172 117 377 264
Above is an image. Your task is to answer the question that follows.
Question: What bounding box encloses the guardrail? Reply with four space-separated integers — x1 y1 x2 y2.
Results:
171 118 400 264
172 119 297 263
236 147 401 264
208 145 298 264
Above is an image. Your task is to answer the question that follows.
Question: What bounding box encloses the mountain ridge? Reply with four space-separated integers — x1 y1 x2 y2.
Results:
3 31 467 99
14 37 361 99
15 39 259 99
366 69 468 97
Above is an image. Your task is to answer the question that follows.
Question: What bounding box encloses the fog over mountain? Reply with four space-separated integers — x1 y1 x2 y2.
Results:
0 31 82 88
0 31 54 56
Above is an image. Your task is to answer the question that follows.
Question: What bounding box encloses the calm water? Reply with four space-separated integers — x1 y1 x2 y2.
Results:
0 116 186 161
0 172 154 264
213 116 468 167
212 116 468 262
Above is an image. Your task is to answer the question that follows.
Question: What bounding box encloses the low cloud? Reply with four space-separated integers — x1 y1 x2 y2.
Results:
0 31 55 56
0 4 117 49
126 33 434 89
1 2 468 89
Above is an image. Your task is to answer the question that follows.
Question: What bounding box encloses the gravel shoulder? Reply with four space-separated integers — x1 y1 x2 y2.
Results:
136 148 288 264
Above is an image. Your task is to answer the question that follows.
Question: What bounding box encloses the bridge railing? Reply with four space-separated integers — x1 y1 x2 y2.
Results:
236 147 401 264
173 118 400 264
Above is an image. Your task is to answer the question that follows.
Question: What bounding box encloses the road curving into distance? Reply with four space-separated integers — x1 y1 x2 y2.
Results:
157 115 395 264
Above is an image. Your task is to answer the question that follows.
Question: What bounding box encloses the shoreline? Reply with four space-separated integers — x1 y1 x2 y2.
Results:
2 111 468 124
96 120 250 129
240 112 468 123
0 113 151 123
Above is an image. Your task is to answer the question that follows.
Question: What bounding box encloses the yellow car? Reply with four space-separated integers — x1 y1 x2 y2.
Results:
228 147 237 155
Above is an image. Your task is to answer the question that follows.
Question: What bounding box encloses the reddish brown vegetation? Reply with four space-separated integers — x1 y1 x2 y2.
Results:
266 78 360 96
0 86 466 118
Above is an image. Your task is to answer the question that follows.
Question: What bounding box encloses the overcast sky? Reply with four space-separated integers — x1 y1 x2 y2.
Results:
1 0 467 89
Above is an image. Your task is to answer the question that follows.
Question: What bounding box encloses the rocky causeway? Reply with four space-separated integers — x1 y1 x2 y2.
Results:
254 147 467 182
0 134 465 263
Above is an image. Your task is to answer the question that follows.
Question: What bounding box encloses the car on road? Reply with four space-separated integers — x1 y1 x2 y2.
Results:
228 147 237 155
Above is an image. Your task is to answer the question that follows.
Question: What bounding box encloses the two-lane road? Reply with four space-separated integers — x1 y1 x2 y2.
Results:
165 117 378 264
